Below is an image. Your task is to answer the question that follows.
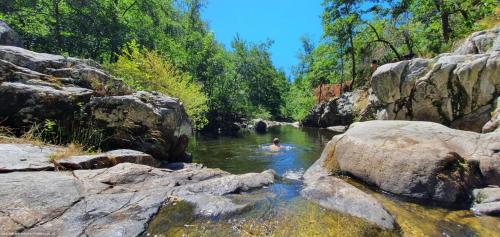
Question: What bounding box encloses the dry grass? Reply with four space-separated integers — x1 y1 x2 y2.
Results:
477 7 500 29
353 90 369 122
48 143 86 162
0 126 44 145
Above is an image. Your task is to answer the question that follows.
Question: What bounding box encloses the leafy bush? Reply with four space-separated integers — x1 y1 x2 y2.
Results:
281 78 315 121
108 41 209 129
248 105 272 120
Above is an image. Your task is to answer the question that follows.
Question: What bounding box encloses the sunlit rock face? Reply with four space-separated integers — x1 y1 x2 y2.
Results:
0 162 275 236
0 45 192 162
362 27 500 133
315 120 499 206
301 136 396 230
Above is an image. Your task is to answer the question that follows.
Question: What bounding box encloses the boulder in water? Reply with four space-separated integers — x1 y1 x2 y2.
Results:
253 119 267 133
320 120 498 205
302 137 396 230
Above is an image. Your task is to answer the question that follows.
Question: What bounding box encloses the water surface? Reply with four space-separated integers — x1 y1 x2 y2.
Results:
148 126 499 236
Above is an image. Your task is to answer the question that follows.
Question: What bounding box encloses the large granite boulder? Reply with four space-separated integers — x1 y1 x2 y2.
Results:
301 138 396 230
87 91 192 161
363 27 500 132
0 45 192 162
454 27 500 55
319 120 499 206
302 91 359 127
0 20 22 47
0 163 275 236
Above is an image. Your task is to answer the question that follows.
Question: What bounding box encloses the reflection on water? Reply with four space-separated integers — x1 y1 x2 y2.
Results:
189 126 335 175
147 126 500 236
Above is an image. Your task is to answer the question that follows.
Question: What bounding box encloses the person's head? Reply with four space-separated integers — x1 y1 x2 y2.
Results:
370 60 378 73
272 138 280 145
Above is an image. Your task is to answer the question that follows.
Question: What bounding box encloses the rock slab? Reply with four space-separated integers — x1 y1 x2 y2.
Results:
301 137 396 230
0 163 275 236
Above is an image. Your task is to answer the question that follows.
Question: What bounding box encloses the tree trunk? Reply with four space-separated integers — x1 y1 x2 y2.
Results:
440 11 451 42
433 0 452 43
349 26 356 91
403 30 414 56
110 0 120 62
52 0 63 50
318 83 323 104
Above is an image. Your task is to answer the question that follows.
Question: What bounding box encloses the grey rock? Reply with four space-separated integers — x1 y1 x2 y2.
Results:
322 120 497 205
0 21 22 47
301 138 396 229
87 91 192 162
363 28 500 132
454 27 500 54
0 143 59 172
325 125 348 133
253 119 267 133
0 46 192 162
482 97 500 133
471 187 500 216
0 163 275 236
451 104 493 132
302 91 359 127
57 149 161 170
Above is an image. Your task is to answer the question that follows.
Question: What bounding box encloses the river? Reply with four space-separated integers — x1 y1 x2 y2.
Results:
147 126 499 236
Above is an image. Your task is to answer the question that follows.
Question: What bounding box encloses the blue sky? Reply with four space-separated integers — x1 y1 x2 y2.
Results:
201 0 324 77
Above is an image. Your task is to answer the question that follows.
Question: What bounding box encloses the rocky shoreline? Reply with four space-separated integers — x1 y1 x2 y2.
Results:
0 23 499 236
0 146 275 236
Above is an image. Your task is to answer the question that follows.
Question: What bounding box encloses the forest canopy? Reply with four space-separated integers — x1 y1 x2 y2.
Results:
1 0 497 129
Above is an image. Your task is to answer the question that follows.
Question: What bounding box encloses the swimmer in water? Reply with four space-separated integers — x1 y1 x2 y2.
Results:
269 137 281 151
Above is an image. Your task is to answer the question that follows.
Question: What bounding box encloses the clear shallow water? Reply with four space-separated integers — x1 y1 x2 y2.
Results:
148 126 499 237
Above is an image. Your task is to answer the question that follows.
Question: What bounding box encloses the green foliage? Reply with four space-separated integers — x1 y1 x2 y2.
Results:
281 78 316 121
108 41 209 129
1 0 293 130
23 119 104 152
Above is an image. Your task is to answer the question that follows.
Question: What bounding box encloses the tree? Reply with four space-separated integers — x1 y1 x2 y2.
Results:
322 0 363 90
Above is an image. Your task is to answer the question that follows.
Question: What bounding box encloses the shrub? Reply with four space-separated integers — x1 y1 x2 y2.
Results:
108 41 208 129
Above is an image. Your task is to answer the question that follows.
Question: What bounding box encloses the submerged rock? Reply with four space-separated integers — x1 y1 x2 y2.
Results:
301 138 396 230
0 45 192 162
321 120 499 205
471 187 500 216
0 163 275 236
